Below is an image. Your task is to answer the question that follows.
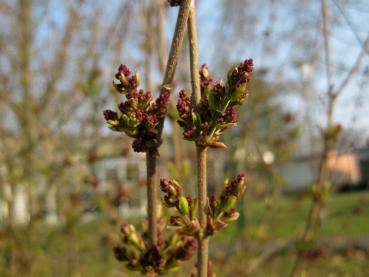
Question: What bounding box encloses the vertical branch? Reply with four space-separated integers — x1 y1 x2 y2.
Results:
187 1 209 276
188 2 201 104
146 0 193 247
146 148 158 246
196 146 208 277
157 0 167 74
143 1 154 91
322 0 333 92
156 0 182 180
161 0 193 88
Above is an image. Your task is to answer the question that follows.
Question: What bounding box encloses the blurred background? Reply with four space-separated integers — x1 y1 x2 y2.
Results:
0 0 368 276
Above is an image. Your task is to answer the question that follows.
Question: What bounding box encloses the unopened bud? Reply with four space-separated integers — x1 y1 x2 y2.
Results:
223 207 240 221
169 216 185 227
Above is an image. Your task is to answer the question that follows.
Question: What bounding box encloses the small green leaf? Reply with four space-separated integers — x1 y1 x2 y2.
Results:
220 196 237 212
208 92 218 111
178 196 189 216
230 84 246 101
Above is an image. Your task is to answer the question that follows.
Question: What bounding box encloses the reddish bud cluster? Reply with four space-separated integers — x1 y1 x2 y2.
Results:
114 219 196 275
103 64 171 152
224 173 246 199
160 179 200 236
203 173 247 238
113 64 140 93
160 178 182 207
176 60 253 147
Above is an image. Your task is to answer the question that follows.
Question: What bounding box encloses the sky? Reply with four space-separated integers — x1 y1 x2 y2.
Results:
2 0 368 145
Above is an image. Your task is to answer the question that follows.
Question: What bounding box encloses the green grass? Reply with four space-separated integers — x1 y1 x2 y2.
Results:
1 191 368 276
243 191 369 239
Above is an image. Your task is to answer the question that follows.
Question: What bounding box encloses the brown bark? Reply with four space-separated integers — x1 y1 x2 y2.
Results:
187 2 209 276
145 0 194 247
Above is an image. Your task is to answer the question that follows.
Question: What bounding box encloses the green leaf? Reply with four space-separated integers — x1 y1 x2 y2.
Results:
230 84 246 101
178 196 190 216
220 196 237 212
208 91 217 111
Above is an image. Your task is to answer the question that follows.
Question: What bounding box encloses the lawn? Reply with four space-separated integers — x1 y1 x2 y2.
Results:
1 191 368 276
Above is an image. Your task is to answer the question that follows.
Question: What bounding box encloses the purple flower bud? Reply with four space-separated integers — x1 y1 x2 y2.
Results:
176 90 192 117
209 195 220 215
140 246 162 269
118 64 131 77
174 238 196 260
126 91 138 100
113 246 128 261
145 114 159 128
227 58 253 92
244 59 254 73
154 89 170 118
199 64 210 80
120 223 133 236
226 107 238 123
183 129 194 139
224 173 246 199
113 64 140 93
103 110 118 121
103 110 120 127
132 138 146 152
223 207 240 221
205 216 216 237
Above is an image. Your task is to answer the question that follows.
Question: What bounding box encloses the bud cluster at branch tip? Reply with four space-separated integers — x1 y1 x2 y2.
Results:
176 59 253 147
103 64 171 153
160 178 201 236
205 173 247 237
159 174 246 239
114 219 196 275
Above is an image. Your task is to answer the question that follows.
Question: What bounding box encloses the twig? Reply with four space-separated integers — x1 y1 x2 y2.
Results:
187 1 209 276
290 1 333 275
321 0 333 93
156 0 183 181
334 34 369 97
146 0 193 247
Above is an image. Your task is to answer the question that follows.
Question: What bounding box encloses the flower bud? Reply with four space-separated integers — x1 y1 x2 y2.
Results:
169 216 185 227
174 239 196 260
205 216 216 237
103 110 119 126
199 64 210 80
222 207 240 221
113 246 129 262
209 195 220 216
113 64 140 93
120 223 134 236
224 173 246 199
160 179 182 207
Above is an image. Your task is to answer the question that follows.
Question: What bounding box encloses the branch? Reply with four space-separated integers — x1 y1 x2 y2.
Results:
334 34 369 97
187 1 209 276
321 0 333 93
157 0 167 74
146 0 194 247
